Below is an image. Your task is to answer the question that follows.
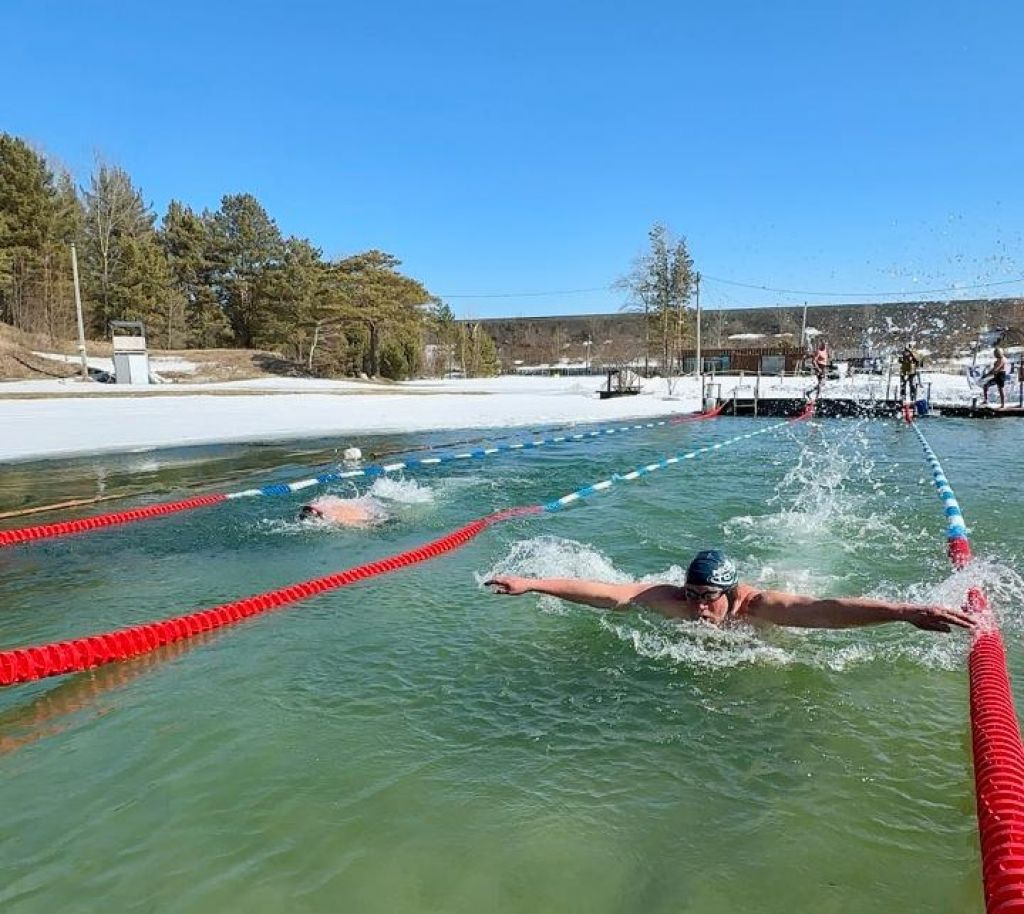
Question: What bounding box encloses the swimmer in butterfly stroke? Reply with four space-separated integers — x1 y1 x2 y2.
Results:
486 550 975 632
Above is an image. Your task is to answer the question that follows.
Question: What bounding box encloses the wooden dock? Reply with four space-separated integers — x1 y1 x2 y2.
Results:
717 397 1023 419
719 397 903 418
934 404 1024 419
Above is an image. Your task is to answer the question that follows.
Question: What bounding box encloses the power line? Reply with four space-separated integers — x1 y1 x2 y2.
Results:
699 273 1024 298
441 286 610 299
439 274 1024 301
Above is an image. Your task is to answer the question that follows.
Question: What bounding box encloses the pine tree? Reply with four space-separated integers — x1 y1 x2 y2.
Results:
161 201 232 347
429 299 457 376
81 163 179 338
118 234 188 347
256 236 324 355
209 193 285 347
458 322 501 377
333 250 431 378
0 135 86 339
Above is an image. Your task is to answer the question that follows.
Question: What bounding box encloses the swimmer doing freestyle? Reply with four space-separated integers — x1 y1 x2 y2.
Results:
298 494 387 527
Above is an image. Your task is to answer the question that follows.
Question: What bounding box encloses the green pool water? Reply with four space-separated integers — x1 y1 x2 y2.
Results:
1 417 1022 913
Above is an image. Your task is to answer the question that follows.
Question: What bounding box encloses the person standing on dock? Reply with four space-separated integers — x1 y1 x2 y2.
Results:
812 340 830 396
898 345 922 402
981 347 1009 409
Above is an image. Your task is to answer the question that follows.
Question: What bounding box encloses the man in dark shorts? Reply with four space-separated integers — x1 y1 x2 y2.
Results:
486 549 975 632
982 347 1009 409
899 345 922 402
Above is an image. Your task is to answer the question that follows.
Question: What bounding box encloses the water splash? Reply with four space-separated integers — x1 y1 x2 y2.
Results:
725 421 913 576
601 615 795 669
478 536 631 613
893 557 1024 633
367 476 434 504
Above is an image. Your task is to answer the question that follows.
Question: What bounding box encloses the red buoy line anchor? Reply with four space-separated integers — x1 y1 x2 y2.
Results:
909 419 1024 913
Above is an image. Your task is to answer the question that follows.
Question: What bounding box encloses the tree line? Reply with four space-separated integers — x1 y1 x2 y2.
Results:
0 133 499 379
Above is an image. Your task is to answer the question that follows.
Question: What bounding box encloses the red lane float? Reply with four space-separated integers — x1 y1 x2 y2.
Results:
669 404 723 423
965 594 1024 912
0 494 229 549
0 506 541 687
917 426 1024 912
790 400 815 422
950 517 1024 911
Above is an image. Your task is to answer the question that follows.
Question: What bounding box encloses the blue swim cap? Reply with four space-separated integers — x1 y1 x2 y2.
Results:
686 550 738 590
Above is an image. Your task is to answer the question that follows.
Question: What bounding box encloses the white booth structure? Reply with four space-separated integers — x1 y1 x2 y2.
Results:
110 320 151 385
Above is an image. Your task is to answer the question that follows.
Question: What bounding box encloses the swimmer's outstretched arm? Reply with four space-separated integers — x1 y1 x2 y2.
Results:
744 591 977 632
485 575 683 613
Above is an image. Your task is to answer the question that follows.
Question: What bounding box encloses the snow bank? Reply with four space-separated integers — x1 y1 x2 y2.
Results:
0 371 1016 464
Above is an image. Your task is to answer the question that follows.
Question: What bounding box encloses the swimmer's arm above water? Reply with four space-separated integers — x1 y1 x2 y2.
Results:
743 591 977 632
484 576 683 613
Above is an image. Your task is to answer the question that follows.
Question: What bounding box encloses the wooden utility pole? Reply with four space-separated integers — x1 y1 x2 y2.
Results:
695 274 702 377
70 243 89 381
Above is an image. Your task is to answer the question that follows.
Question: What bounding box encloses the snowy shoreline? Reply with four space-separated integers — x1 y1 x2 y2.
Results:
0 372 1013 464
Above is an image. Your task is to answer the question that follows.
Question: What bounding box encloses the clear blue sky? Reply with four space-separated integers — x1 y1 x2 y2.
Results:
3 0 1023 317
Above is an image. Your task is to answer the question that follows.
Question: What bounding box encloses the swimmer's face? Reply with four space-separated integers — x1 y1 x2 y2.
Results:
682 585 729 622
299 505 324 521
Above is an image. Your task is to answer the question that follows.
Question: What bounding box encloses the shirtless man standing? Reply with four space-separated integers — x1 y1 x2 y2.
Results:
981 347 1010 409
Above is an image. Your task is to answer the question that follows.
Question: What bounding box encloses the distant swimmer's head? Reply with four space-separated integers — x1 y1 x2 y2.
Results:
298 504 325 521
685 550 738 594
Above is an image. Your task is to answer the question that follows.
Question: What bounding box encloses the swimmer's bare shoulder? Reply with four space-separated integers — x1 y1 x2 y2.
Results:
730 584 769 622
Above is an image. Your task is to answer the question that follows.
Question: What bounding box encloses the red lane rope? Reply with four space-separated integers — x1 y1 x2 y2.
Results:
968 597 1024 913
962 575 1024 911
669 404 723 423
790 400 815 422
913 423 1024 912
0 494 228 548
0 506 541 687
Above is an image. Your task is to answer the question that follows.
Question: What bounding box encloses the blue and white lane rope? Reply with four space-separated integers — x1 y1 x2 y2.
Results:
543 419 793 512
224 419 680 500
907 420 972 564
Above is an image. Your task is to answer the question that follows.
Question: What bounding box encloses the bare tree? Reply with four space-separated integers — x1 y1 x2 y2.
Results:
616 223 698 376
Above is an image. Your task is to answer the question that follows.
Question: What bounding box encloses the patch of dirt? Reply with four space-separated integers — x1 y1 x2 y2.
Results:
0 324 80 380
155 348 313 382
0 323 316 384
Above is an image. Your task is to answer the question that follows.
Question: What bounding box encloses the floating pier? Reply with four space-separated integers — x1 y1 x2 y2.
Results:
936 404 1024 419
717 396 1024 419
718 397 903 418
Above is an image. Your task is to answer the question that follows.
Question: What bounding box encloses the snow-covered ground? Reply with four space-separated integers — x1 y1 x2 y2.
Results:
31 351 200 377
0 371 1018 463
